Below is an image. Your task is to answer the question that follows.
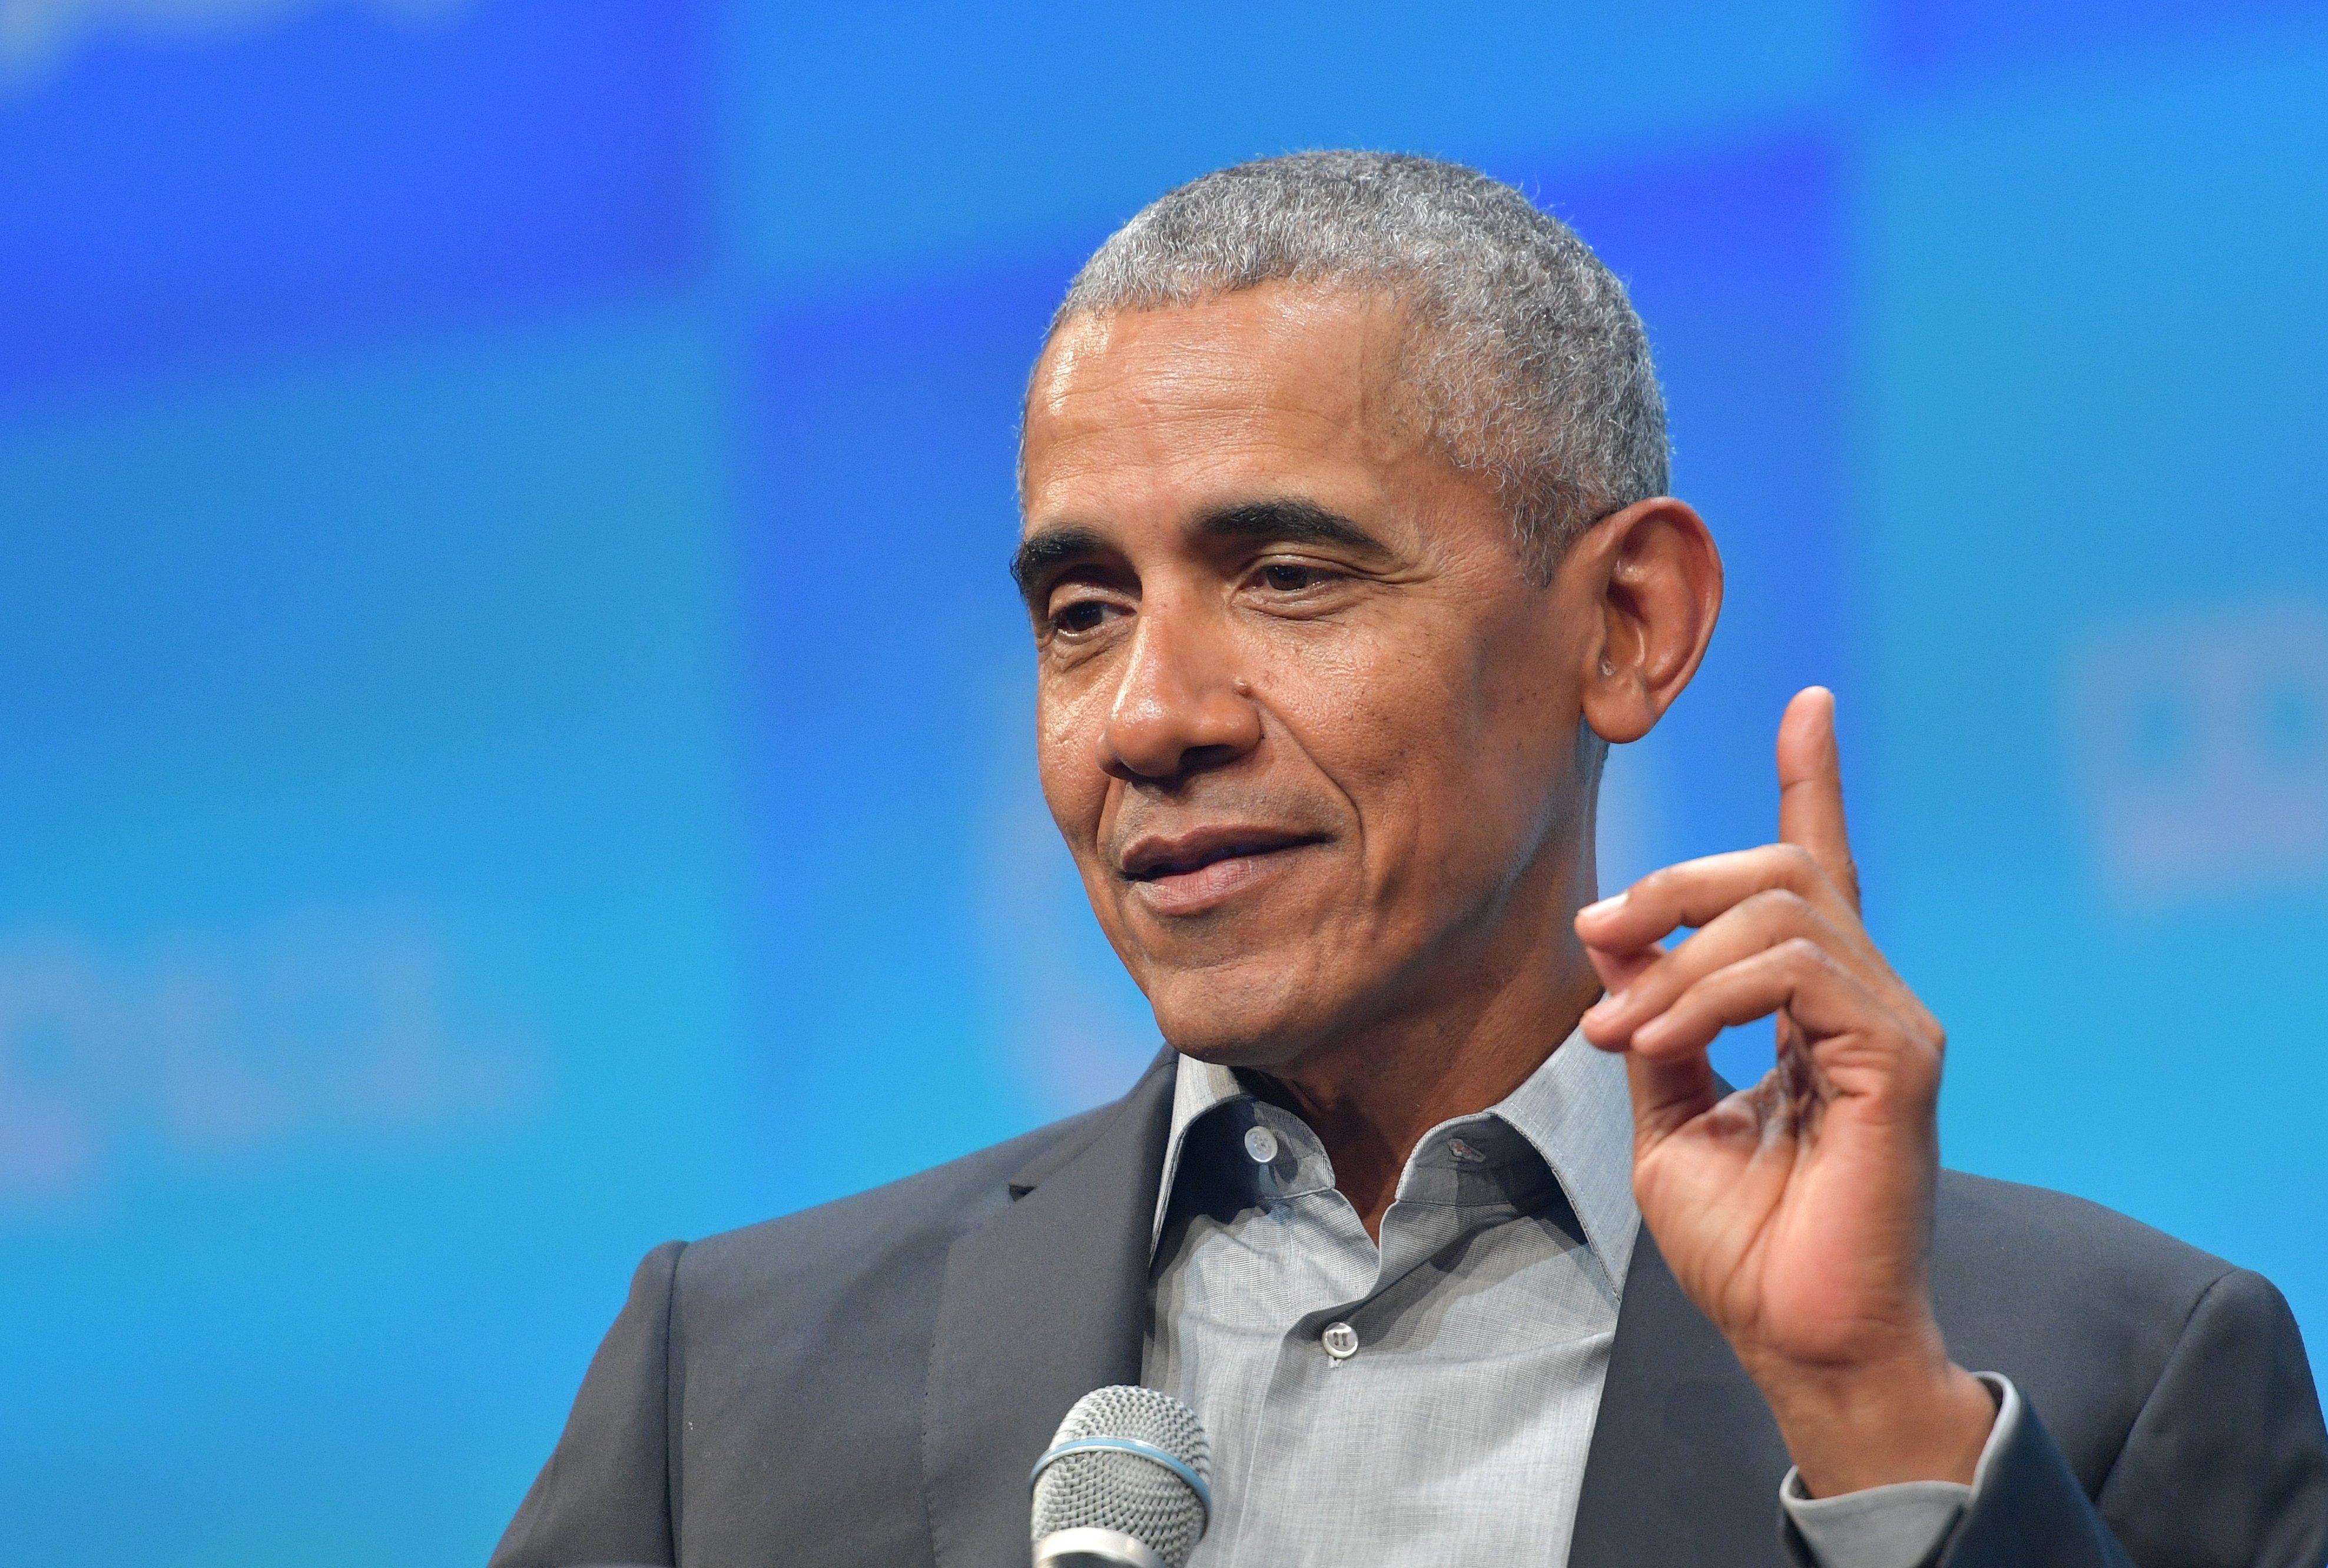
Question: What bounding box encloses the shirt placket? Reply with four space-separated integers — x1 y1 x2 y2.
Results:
1218 1114 1493 1566
1206 1104 1367 1566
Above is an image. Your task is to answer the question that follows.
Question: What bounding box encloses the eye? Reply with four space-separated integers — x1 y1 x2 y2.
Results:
1050 596 1117 635
1258 562 1332 592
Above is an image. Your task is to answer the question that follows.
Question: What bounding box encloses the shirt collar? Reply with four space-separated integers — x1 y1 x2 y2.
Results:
1149 1025 1639 1288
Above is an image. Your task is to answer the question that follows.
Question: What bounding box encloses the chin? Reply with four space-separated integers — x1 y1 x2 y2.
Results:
1139 952 1351 1071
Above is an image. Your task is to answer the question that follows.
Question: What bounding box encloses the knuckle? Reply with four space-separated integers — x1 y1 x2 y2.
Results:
1869 1069 1936 1117
1917 1046 1945 1089
1746 886 1812 923
1770 842 1818 882
1879 1019 1944 1090
1914 1045 1946 1088
1775 935 1828 975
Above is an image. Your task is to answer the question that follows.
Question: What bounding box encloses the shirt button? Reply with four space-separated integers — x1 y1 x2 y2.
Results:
1243 1125 1279 1164
1320 1321 1359 1360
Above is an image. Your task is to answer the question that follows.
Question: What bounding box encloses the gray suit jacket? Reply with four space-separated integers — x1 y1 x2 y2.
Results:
491 1051 2328 1567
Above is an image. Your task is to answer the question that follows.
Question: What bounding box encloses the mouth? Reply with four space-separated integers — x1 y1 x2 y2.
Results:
1117 826 1328 915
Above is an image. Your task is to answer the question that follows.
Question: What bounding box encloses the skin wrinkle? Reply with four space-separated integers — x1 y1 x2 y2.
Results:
1020 281 1684 1237
1023 279 1533 560
1024 153 2004 1502
1049 154 1670 577
1015 501 1394 609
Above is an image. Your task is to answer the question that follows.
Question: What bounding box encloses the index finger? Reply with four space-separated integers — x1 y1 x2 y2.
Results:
1776 685 1860 912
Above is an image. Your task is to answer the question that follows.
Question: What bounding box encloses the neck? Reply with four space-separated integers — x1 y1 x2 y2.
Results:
1249 885 1607 1242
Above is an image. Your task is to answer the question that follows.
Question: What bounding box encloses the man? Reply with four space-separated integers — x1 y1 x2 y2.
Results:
491 153 2328 1567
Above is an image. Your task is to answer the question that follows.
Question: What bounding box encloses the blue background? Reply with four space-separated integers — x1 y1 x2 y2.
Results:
1 3 2322 1562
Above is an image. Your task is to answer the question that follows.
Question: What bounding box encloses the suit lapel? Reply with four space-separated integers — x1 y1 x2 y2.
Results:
920 1054 1793 1566
922 1052 1176 1568
1567 1227 1795 1567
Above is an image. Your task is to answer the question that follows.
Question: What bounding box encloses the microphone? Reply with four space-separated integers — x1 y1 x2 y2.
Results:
1029 1384 1212 1568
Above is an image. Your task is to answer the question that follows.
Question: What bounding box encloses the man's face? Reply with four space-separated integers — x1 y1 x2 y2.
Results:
1017 284 1601 1068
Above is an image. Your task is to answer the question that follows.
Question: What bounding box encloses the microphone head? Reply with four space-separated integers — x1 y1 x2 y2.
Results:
1030 1384 1211 1568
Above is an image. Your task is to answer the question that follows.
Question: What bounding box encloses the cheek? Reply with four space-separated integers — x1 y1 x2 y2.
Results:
1270 645 1469 851
1289 624 1484 770
1283 620 1567 868
1034 682 1108 844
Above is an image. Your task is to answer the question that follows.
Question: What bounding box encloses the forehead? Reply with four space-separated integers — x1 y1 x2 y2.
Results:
1020 284 1430 522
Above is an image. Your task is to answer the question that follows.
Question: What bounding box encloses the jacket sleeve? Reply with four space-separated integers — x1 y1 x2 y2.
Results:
489 1241 688 1568
1937 1267 2328 1568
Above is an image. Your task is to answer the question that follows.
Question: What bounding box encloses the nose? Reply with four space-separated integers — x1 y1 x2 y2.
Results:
1099 599 1262 782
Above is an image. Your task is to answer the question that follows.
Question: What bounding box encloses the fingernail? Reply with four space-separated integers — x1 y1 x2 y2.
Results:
1581 892 1627 919
1586 988 1626 1021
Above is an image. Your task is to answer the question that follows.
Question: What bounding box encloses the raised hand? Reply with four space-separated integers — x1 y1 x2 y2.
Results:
1574 687 1996 1496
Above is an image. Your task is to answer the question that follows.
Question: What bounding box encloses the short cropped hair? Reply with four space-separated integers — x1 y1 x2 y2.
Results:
1035 150 1669 576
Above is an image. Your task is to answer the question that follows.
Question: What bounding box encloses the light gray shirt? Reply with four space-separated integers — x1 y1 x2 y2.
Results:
1142 1030 2018 1568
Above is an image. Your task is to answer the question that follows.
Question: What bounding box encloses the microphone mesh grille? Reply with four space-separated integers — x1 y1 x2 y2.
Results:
1031 1385 1210 1568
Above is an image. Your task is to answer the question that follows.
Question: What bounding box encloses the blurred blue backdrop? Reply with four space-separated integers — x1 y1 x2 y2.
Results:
2 3 2322 1562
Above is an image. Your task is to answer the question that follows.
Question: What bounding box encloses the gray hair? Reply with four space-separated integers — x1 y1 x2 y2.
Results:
1038 150 1669 574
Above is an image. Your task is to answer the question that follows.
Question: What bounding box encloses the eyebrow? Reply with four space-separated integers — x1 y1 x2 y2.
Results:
1009 524 1109 603
1009 498 1386 604
1198 497 1384 554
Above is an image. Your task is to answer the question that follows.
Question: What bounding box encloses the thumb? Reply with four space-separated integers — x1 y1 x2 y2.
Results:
1776 686 1861 911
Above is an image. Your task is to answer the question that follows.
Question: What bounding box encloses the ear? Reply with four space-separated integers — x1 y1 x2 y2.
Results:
1564 497 1723 745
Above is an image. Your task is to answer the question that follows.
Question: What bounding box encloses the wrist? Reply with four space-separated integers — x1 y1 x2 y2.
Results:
1751 1350 1997 1497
